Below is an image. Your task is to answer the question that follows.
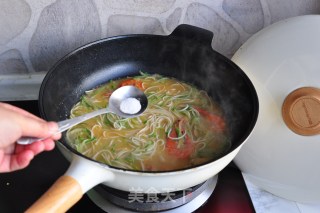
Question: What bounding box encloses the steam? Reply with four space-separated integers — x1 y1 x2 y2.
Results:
157 37 258 146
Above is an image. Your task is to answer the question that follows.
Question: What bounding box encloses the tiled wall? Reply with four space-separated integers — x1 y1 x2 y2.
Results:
1 0 320 75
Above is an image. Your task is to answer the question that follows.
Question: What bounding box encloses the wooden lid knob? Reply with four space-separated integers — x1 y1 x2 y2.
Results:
282 87 320 136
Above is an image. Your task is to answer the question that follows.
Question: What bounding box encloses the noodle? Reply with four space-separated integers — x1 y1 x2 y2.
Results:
66 73 230 171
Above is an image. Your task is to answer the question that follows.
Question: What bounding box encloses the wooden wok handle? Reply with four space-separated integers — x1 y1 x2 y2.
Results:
25 175 83 213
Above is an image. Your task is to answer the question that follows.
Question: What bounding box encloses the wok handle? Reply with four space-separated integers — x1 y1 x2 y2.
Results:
25 154 114 212
282 87 320 135
25 175 82 213
170 24 213 45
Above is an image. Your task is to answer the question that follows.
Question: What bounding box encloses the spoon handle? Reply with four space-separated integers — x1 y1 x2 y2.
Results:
57 108 108 132
16 108 109 145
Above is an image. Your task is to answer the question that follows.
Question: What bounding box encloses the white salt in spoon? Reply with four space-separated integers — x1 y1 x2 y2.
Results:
17 85 148 145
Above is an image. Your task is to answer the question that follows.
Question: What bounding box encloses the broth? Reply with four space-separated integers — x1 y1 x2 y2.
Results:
67 73 230 171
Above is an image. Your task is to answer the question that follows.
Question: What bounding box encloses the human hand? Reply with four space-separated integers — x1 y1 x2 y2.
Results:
0 103 61 173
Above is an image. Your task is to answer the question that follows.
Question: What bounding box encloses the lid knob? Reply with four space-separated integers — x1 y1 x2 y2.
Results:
282 87 320 136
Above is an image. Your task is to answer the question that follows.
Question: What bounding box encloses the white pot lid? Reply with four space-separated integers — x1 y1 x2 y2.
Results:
232 15 320 203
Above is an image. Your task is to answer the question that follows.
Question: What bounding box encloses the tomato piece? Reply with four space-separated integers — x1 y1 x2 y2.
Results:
196 107 226 132
166 120 193 158
120 79 144 90
120 79 135 86
134 81 143 90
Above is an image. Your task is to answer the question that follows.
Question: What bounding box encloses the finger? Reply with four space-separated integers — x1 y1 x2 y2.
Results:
16 139 55 156
42 139 55 151
0 103 44 122
0 150 34 172
42 122 61 142
51 131 62 141
16 118 59 139
2 145 15 155
17 141 45 156
30 139 55 153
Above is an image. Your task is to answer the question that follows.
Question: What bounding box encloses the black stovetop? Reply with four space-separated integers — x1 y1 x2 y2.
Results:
0 101 255 213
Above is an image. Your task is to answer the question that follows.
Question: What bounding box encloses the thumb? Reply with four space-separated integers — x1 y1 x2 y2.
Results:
16 116 58 139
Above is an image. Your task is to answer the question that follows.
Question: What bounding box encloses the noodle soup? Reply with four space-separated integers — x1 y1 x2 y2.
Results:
67 73 230 171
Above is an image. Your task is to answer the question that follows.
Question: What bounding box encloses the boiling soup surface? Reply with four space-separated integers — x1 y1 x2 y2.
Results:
67 73 230 171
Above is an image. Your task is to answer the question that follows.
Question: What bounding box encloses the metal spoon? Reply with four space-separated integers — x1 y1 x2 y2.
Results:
17 86 148 145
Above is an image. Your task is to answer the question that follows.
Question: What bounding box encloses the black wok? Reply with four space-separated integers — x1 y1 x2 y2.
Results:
27 24 258 212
